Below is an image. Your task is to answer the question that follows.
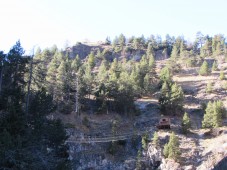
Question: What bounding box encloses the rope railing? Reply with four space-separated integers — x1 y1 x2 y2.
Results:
66 127 154 144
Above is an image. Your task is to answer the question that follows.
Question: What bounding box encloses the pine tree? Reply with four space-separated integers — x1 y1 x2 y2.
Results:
163 132 180 161
152 131 159 146
148 53 155 69
180 40 186 57
159 81 171 113
199 61 209 76
109 58 121 80
159 67 172 84
88 52 95 69
163 143 169 158
118 33 126 48
222 81 227 91
147 43 155 56
219 71 225 80
206 82 213 93
56 60 67 102
182 112 191 133
213 101 222 127
202 101 214 128
202 100 226 128
142 133 149 150
46 52 63 97
170 45 179 59
170 83 184 113
143 73 151 93
213 100 226 127
212 61 218 72
71 55 81 72
215 42 223 56
97 60 108 83
168 132 180 161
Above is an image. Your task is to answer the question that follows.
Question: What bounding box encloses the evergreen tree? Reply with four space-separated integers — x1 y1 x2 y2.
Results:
88 52 95 69
196 31 204 48
159 81 171 113
159 67 172 84
159 82 184 115
215 42 223 56
180 40 186 57
202 101 214 128
118 33 126 48
112 36 118 48
168 132 180 160
143 73 152 93
0 42 70 169
206 82 213 93
170 45 179 59
148 53 155 69
163 143 169 158
142 133 149 150
147 43 155 56
71 55 81 72
182 112 191 133
219 71 225 80
170 83 184 113
212 61 218 72
56 60 67 102
213 100 226 127
202 100 226 128
152 131 159 146
133 37 140 50
46 54 59 96
222 81 227 91
163 132 180 161
199 61 209 76
109 58 121 79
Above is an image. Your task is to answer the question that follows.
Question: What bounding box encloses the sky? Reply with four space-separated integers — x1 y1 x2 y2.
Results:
0 0 226 54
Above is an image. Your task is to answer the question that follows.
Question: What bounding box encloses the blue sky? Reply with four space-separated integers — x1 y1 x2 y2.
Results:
0 0 226 53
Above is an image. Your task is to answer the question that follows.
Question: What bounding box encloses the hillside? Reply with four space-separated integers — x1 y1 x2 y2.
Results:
53 42 227 169
1 34 227 170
